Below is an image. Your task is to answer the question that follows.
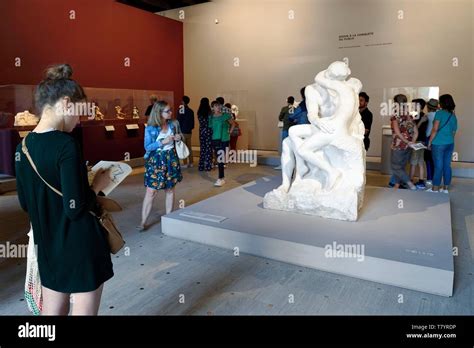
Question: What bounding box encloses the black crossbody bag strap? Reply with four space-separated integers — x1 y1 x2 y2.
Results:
437 113 453 133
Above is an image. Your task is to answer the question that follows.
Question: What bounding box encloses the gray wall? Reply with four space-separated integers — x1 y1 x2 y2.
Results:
161 0 473 161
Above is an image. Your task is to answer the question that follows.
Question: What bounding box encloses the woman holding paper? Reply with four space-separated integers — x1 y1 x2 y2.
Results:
139 101 183 231
15 64 114 315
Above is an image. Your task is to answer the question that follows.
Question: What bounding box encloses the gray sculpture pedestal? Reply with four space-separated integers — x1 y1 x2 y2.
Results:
162 176 454 297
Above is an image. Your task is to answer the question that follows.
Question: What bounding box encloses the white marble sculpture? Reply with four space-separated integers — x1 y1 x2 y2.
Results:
14 110 39 126
132 106 140 119
231 104 239 117
263 61 366 221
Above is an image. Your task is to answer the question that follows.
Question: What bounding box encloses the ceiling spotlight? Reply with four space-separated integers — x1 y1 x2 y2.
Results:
215 19 219 24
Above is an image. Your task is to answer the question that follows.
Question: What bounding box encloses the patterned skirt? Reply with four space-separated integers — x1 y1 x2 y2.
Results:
144 148 183 190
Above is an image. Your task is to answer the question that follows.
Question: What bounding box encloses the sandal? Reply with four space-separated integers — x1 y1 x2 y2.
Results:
136 224 147 232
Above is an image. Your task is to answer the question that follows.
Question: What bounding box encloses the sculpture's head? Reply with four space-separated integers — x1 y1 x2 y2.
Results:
231 104 239 117
326 61 351 81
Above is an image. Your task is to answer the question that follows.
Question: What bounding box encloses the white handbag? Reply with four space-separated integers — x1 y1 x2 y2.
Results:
175 140 190 160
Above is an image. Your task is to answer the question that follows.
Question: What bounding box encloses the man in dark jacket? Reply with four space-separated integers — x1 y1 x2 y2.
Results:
145 94 158 117
178 95 195 167
359 92 373 151
279 96 296 141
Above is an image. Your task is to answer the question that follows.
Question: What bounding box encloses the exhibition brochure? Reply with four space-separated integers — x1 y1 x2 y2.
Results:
90 161 133 196
409 142 427 151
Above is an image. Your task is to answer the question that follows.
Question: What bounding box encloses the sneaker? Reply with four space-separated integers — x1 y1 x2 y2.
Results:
426 188 439 193
415 182 426 189
214 178 225 187
440 189 449 194
407 183 417 191
426 180 433 186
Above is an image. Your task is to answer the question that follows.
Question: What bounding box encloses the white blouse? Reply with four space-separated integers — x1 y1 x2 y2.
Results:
156 126 174 151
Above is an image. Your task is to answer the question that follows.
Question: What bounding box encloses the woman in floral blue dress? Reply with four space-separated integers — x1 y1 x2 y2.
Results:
138 101 183 231
197 98 213 171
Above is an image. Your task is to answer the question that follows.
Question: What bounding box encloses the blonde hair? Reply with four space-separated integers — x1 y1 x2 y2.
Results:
148 100 175 127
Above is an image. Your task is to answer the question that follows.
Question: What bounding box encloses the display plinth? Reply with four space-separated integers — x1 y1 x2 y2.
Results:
162 176 454 297
78 119 145 165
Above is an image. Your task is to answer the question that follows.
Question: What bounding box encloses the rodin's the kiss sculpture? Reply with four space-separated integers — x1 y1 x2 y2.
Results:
263 61 366 221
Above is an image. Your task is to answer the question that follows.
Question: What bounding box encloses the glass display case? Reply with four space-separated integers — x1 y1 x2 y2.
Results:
0 84 174 125
0 85 175 174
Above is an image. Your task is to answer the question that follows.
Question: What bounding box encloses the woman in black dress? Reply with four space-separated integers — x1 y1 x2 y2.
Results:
197 98 213 171
15 64 114 315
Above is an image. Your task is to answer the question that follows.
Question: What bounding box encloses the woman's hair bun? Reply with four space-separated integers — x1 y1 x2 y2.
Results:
45 64 73 80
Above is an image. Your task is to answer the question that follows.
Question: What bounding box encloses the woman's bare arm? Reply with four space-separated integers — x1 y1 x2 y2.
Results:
428 120 440 147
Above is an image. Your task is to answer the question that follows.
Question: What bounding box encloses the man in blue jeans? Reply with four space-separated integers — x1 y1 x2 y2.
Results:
279 96 295 140
289 87 310 126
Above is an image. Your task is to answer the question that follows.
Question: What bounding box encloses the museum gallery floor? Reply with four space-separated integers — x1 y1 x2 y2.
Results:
163 176 454 297
3 168 473 315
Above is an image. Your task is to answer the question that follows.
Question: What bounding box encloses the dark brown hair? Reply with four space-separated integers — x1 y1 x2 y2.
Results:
439 94 456 113
359 92 369 103
393 94 407 104
412 98 426 110
35 64 86 113
198 97 211 117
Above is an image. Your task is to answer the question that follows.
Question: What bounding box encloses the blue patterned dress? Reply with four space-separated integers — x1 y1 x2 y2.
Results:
144 122 183 190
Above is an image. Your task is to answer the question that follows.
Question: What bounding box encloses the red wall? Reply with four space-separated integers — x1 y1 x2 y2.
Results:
0 0 183 109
